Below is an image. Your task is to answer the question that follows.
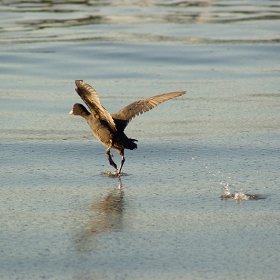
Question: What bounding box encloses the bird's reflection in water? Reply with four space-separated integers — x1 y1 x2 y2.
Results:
74 179 125 252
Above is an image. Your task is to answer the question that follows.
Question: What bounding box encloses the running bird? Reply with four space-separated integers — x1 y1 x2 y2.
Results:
69 80 186 176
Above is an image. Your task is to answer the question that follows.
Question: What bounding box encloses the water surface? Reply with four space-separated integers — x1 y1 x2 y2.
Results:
0 1 280 279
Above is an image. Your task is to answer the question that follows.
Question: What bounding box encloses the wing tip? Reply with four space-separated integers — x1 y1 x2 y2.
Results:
173 90 186 98
75 80 87 96
75 79 84 87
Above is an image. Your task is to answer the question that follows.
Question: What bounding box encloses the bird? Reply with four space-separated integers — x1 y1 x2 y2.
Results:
69 80 186 176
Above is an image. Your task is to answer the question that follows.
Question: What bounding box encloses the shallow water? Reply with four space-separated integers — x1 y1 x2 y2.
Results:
1 1 280 279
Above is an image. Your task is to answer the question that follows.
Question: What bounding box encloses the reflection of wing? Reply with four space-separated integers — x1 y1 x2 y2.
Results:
111 90 186 131
75 80 117 131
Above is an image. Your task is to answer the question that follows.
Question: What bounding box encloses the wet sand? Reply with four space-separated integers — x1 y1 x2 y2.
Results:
1 1 280 279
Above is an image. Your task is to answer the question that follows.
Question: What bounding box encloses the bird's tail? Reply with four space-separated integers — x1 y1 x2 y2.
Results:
125 138 138 150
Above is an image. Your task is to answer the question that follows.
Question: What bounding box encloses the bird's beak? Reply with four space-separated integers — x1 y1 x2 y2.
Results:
69 109 73 115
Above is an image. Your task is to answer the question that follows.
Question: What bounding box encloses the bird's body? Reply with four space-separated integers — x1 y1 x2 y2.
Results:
79 109 136 151
69 80 186 175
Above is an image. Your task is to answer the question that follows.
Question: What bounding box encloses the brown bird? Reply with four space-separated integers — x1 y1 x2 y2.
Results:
69 80 186 176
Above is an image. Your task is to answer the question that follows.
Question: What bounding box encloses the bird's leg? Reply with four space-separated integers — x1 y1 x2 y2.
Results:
106 145 118 171
117 149 125 176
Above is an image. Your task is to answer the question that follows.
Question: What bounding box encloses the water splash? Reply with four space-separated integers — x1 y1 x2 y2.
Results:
221 183 232 199
221 183 266 201
233 192 249 201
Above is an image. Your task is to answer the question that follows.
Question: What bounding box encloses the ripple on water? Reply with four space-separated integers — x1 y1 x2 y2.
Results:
0 0 279 44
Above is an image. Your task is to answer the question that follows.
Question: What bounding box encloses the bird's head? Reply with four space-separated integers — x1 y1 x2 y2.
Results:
69 103 90 117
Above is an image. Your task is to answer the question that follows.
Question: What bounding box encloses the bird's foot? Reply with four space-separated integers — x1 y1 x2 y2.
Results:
102 170 127 177
103 170 118 177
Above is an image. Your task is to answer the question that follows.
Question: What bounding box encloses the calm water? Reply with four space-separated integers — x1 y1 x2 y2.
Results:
1 1 280 279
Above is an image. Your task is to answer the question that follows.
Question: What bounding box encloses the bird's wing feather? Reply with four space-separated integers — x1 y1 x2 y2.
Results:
111 90 186 131
75 80 117 131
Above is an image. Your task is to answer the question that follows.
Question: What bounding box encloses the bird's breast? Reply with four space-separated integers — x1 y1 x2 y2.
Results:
87 117 113 147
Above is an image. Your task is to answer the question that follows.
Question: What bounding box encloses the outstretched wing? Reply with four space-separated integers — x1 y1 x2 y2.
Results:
111 90 186 132
75 80 117 131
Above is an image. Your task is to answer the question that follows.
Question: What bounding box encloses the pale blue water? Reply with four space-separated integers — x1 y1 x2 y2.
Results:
0 1 280 279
